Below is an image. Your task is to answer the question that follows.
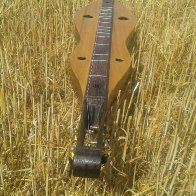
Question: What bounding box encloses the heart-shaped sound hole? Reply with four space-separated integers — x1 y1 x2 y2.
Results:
83 15 94 18
78 57 86 60
116 58 124 62
118 16 128 20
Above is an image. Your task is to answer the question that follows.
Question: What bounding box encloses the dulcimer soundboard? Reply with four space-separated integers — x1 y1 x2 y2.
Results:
70 0 136 178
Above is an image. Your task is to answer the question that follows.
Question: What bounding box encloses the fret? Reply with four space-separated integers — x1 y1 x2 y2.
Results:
97 28 111 31
102 8 112 10
97 29 111 33
92 59 107 62
100 18 112 20
100 14 111 16
100 13 110 16
97 30 110 32
97 27 111 30
99 19 109 21
97 30 111 33
100 21 111 24
89 75 107 78
101 11 112 13
100 11 111 13
92 55 108 60
102 6 113 10
96 33 110 38
101 9 112 12
100 19 111 22
98 25 111 29
97 31 111 36
99 16 112 19
101 10 112 12
93 54 109 56
97 32 110 35
96 35 110 38
95 43 109 46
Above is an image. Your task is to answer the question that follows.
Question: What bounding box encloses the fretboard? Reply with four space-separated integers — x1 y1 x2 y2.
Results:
87 0 114 98
85 0 114 131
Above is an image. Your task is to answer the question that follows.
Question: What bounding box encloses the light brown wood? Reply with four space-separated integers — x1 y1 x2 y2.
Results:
70 0 102 101
70 0 136 105
109 1 136 105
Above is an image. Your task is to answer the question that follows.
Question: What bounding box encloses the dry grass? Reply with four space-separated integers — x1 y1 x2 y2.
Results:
0 0 195 195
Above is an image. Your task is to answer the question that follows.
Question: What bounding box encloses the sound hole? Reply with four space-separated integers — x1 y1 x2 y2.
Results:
116 58 124 62
78 57 86 60
118 16 128 20
83 15 93 18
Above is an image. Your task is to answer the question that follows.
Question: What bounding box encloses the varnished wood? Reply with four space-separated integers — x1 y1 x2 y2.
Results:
70 0 136 106
70 0 102 102
109 1 136 105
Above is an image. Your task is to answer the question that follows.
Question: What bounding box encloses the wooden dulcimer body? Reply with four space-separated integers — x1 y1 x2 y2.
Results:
70 0 136 178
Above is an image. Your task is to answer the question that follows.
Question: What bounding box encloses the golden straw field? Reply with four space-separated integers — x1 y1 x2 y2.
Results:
0 0 195 195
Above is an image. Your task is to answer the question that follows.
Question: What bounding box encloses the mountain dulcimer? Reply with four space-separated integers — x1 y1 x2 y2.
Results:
70 0 136 178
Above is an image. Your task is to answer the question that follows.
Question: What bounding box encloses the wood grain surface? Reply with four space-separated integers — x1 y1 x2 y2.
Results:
70 0 136 106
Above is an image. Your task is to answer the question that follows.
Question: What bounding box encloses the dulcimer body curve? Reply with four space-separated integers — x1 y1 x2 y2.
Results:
70 0 136 106
70 0 136 178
